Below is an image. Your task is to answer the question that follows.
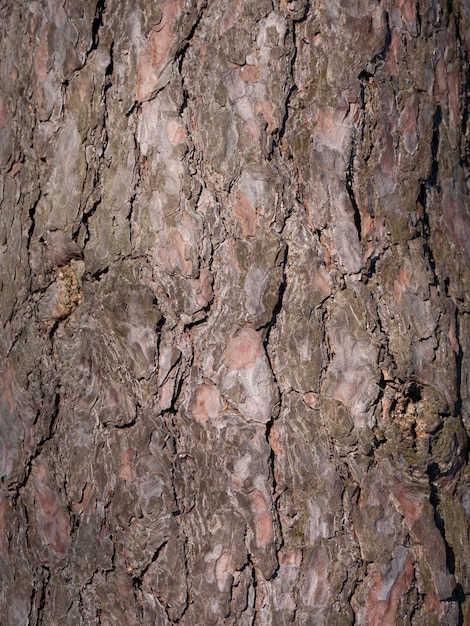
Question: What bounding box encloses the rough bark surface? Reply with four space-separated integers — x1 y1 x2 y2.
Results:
1 0 470 624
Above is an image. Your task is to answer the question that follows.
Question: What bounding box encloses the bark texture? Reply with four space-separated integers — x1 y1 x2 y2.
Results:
1 0 470 624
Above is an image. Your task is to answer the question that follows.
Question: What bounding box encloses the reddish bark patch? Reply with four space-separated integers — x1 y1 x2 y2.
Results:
385 29 399 75
392 483 422 525
234 190 258 237
239 64 260 83
34 33 48 83
135 0 183 101
191 384 221 425
224 327 264 370
166 118 187 146
193 268 214 309
395 0 415 23
393 266 410 301
379 130 395 178
220 0 243 35
71 483 92 514
215 550 234 591
249 489 273 550
8 162 22 178
78 71 92 104
155 228 192 275
433 58 447 99
119 448 135 483
364 553 414 626
399 97 417 133
254 100 276 133
268 422 283 457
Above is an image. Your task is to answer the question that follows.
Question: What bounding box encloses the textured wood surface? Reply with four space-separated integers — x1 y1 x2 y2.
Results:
1 1 470 623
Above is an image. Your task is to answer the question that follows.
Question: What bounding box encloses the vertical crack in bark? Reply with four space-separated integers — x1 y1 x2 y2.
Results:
131 540 169 606
346 126 362 243
456 7 470 170
453 305 463 418
91 0 107 52
27 191 40 251
32 565 50 626
358 10 392 81
417 105 442 284
180 531 191 621
265 23 297 161
428 104 442 188
262 243 288 342
9 390 61 495
262 244 287 557
427 474 458 603
175 2 207 75
245 550 259 623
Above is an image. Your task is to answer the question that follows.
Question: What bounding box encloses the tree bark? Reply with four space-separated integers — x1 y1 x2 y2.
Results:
1 0 470 624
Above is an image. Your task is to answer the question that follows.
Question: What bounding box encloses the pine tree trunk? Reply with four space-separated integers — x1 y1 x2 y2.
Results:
1 1 470 624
